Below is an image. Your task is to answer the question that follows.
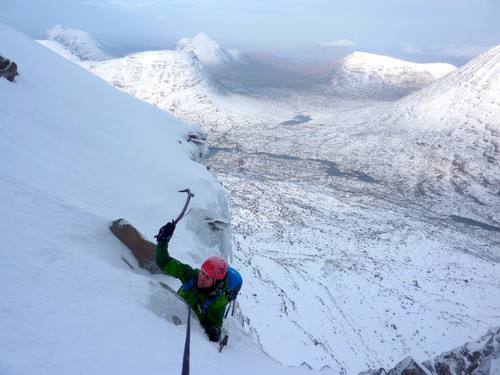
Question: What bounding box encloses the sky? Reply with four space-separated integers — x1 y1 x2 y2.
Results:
1 0 499 64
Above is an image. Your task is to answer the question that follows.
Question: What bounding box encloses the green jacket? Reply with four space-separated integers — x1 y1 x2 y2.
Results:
155 243 228 333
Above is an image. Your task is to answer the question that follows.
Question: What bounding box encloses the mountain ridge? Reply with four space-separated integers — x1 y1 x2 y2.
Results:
38 25 454 100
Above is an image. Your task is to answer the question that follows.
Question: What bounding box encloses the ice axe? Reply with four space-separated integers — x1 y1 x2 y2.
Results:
174 189 195 224
218 334 229 353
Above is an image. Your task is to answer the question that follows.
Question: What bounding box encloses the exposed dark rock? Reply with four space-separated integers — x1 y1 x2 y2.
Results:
0 55 19 82
360 328 500 375
422 327 500 375
109 218 160 273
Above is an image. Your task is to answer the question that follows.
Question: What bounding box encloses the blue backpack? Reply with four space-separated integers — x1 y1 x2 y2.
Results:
223 266 242 318
225 266 242 302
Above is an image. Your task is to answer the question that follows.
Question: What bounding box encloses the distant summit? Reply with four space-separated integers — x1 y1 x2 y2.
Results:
343 52 455 79
40 25 113 61
176 32 250 68
83 48 229 117
327 51 456 100
386 45 500 130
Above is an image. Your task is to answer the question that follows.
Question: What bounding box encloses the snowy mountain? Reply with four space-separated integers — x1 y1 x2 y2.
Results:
85 48 229 114
39 29 462 146
327 52 456 100
328 45 500 224
38 28 232 124
0 22 318 375
7 21 500 375
176 32 251 68
39 25 113 61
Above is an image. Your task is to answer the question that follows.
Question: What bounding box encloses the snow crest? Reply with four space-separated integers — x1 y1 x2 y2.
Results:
177 32 251 67
41 24 113 61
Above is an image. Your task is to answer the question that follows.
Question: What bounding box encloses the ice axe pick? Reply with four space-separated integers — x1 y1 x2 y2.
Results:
174 189 194 224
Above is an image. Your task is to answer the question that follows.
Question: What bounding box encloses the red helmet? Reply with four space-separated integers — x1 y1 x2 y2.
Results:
201 256 228 280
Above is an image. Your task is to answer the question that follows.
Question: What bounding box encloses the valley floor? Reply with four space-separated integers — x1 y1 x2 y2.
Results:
199 91 499 373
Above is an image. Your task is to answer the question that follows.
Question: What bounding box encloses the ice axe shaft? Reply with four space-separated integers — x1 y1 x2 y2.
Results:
174 189 194 224
218 335 229 353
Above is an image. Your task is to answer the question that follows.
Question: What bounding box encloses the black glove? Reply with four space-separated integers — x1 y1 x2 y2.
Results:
206 326 221 342
155 221 176 245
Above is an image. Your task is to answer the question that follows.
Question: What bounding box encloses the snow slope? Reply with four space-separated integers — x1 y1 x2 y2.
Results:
0 23 322 375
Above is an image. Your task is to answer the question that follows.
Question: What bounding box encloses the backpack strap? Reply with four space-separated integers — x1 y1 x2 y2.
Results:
180 277 197 291
224 300 237 319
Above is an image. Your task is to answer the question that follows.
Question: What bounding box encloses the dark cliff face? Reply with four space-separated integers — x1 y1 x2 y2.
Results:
360 357 431 375
422 327 500 375
361 327 500 375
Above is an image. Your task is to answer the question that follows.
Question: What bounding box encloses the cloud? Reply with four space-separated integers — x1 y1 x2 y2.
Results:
403 43 489 58
433 44 490 58
317 39 357 48
83 0 262 11
402 44 424 54
83 0 163 10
